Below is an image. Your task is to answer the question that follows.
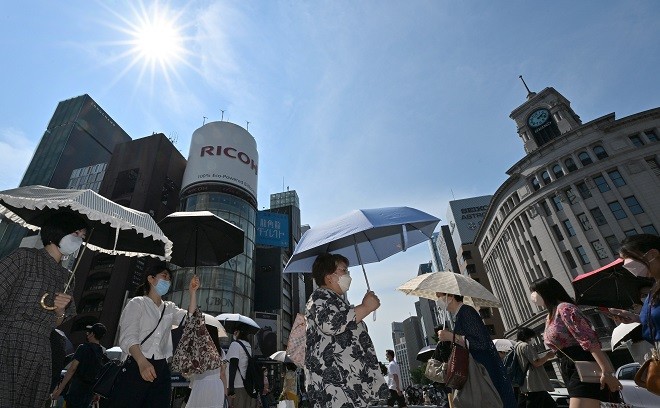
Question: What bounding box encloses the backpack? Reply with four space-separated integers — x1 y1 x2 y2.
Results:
76 344 108 384
235 341 264 398
503 343 528 387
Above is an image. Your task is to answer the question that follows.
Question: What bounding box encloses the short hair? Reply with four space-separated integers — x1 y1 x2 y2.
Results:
529 277 574 321
516 327 536 342
40 212 88 246
311 253 349 287
386 349 395 358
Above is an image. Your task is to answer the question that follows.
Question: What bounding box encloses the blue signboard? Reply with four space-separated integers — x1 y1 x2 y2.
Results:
256 211 290 248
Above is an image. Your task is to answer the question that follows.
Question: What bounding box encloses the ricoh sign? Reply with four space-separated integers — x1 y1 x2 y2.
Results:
181 121 259 199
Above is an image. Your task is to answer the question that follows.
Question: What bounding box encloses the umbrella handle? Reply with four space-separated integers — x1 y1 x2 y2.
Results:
40 293 58 311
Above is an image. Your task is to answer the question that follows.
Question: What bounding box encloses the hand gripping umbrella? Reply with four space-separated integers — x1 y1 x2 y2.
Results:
283 206 440 319
158 211 244 270
0 185 172 308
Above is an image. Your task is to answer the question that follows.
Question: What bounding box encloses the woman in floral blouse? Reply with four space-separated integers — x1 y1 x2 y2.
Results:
304 253 386 407
530 277 621 407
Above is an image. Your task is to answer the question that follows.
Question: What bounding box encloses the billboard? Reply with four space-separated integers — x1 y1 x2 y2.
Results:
181 121 259 200
446 195 493 253
256 211 290 247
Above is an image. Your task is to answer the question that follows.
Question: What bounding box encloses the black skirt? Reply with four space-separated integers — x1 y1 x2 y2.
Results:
557 345 619 402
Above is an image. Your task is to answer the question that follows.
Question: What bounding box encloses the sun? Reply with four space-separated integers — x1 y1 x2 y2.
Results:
132 12 184 66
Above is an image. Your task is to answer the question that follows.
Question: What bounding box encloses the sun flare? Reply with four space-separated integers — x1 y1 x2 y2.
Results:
133 15 184 65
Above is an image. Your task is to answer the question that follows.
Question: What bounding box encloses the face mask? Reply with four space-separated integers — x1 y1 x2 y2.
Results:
58 234 83 255
154 279 171 296
530 291 545 308
623 258 650 277
337 274 352 293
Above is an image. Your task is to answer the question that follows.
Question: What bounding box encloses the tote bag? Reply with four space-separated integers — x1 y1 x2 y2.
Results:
171 308 222 375
287 313 306 368
453 354 503 408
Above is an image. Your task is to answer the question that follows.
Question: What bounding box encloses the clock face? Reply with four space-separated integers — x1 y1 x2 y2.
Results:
528 109 550 128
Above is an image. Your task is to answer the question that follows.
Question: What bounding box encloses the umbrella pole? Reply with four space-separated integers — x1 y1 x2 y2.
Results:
64 228 94 294
353 237 376 321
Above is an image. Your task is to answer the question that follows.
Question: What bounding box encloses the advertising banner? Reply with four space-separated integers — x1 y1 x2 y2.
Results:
256 211 290 248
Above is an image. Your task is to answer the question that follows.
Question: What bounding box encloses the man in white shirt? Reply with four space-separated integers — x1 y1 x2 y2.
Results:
227 328 257 408
385 349 407 407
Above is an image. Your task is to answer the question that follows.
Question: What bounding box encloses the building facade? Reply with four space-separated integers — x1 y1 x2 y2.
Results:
474 87 660 339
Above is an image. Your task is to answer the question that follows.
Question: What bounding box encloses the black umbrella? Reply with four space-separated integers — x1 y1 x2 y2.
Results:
158 211 244 268
573 258 653 309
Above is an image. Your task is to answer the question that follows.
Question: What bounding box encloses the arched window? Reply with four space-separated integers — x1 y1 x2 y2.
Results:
541 171 551 185
565 158 577 172
552 164 564 179
531 177 540 191
593 145 608 160
578 151 593 166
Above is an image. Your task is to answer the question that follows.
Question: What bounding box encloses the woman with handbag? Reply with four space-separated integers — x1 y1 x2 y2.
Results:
109 262 200 408
530 277 621 408
436 292 516 408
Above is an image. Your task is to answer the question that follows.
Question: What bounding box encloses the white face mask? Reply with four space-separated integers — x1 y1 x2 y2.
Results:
337 274 352 293
58 234 83 255
623 258 649 277
530 291 545 308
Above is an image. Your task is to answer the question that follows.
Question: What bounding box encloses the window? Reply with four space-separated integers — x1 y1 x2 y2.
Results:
552 225 564 241
593 145 608 160
578 151 593 166
552 195 563 211
540 200 552 216
541 171 551 185
647 157 660 177
629 135 645 147
576 182 592 199
646 130 659 142
576 246 590 265
608 201 628 220
642 225 659 235
591 240 608 259
577 213 592 231
607 169 626 187
563 220 576 237
565 158 578 172
553 164 564 179
593 175 611 193
624 195 644 214
604 235 619 254
531 177 541 191
624 229 637 236
565 188 578 204
564 250 578 269
589 207 607 226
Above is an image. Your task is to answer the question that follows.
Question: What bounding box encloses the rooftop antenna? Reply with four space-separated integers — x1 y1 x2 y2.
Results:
519 75 536 99
202 116 208 126
450 188 455 200
246 121 250 131
221 110 225 121
282 177 285 192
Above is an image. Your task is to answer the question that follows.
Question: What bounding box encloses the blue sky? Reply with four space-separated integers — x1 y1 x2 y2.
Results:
1 1 659 356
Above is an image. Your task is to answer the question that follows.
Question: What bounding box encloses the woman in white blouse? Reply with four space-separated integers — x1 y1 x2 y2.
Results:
110 262 199 407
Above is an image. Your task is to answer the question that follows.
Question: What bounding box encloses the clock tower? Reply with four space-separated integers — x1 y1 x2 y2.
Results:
509 84 582 154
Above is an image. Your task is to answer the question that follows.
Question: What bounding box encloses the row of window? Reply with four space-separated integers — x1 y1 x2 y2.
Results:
530 145 608 191
629 130 658 147
543 193 645 224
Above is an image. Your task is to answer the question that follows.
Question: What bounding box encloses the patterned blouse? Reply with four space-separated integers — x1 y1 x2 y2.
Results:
304 287 386 408
544 302 600 351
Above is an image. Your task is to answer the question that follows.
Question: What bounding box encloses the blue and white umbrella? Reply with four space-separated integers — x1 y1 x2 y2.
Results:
283 206 440 291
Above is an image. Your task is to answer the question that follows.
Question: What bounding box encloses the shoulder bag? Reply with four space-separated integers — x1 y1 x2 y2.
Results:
550 310 602 384
287 313 306 368
93 305 166 398
444 330 469 389
634 302 660 395
453 353 503 408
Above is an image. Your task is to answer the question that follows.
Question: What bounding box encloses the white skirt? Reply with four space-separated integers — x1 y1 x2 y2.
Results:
186 368 226 408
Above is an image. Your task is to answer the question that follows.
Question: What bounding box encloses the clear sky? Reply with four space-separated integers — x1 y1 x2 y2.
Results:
1 1 659 360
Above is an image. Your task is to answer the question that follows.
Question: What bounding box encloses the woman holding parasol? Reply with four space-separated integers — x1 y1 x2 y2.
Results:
0 211 88 408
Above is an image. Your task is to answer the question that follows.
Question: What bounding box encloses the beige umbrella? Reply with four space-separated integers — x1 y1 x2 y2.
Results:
397 271 502 308
493 339 515 352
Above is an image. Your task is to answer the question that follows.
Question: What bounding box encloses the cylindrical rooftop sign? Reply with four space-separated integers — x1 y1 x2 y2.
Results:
181 121 258 200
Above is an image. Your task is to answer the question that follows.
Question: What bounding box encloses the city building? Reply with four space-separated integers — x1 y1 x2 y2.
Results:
436 225 460 273
171 121 259 318
59 133 186 346
428 232 443 272
474 86 660 342
0 94 131 257
394 339 412 388
414 262 441 345
445 196 505 337
402 315 425 371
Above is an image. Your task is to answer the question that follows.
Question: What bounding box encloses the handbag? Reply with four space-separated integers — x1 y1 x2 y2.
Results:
93 306 166 398
171 308 222 375
453 354 503 408
286 313 306 368
552 346 601 384
424 358 447 383
634 307 660 395
445 331 469 389
171 313 187 352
